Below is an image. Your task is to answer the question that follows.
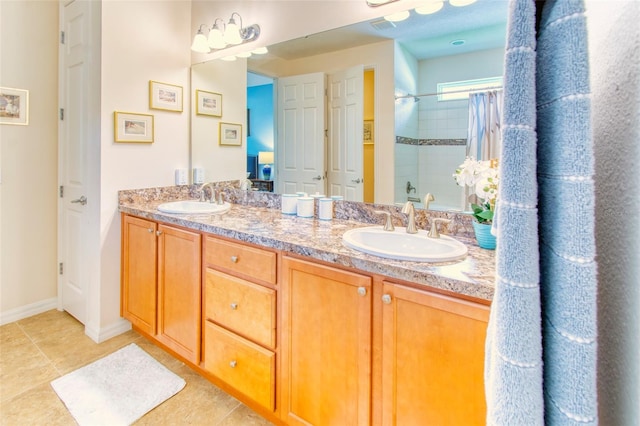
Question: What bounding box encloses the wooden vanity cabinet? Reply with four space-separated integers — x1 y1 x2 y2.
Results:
281 256 373 426
380 281 490 425
203 235 277 413
121 214 202 364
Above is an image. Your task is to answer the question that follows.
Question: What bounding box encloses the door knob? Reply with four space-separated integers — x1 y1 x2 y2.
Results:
351 178 362 184
71 196 87 205
312 175 322 181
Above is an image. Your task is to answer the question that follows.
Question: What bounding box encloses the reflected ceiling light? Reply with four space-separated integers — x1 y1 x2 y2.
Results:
220 55 237 61
384 10 410 22
251 46 268 55
449 0 477 6
415 1 444 14
236 51 252 58
191 12 261 56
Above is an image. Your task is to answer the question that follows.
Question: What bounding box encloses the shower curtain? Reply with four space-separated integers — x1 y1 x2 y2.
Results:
484 0 597 425
467 90 503 161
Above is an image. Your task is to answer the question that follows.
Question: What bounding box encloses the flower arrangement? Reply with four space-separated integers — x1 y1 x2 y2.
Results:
453 157 499 224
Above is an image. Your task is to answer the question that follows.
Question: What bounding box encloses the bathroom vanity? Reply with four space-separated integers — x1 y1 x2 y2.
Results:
119 186 494 425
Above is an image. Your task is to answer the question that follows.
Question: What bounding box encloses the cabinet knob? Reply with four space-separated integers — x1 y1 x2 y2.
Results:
230 255 239 263
147 228 153 233
229 360 237 368
382 294 392 305
156 230 163 236
357 287 367 297
230 303 238 310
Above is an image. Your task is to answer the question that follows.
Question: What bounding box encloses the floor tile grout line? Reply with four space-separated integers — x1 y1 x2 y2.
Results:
214 400 244 425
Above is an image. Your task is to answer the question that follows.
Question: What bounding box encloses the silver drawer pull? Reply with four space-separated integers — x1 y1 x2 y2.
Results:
357 287 367 297
230 303 238 310
382 294 392 305
156 230 163 236
230 255 239 263
229 360 237 368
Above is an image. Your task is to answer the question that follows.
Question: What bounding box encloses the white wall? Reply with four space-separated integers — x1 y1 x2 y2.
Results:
98 0 192 333
586 0 639 423
0 0 59 322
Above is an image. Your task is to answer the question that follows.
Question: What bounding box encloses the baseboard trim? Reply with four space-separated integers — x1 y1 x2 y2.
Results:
84 318 132 343
0 298 59 326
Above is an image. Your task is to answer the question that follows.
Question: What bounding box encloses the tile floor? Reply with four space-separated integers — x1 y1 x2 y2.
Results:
0 309 273 425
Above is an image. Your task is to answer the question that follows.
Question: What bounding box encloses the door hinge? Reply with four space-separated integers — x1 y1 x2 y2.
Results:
59 185 64 198
59 262 64 275
60 31 65 44
59 108 64 121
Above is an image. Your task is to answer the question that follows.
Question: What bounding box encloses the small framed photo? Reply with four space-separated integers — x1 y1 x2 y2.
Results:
196 90 222 117
363 120 374 143
114 111 154 143
0 87 29 125
219 122 242 146
149 81 183 112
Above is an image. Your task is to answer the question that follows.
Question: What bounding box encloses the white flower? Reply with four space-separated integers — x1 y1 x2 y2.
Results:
453 157 499 204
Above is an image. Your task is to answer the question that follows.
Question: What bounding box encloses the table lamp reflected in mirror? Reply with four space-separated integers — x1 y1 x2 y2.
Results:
258 151 274 180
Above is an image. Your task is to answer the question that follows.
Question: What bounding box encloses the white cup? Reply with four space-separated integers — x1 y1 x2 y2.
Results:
296 197 314 218
318 198 333 220
281 194 298 215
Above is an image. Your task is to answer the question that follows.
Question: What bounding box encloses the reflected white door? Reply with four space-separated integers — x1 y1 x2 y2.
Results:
327 66 364 201
58 0 90 323
276 73 326 195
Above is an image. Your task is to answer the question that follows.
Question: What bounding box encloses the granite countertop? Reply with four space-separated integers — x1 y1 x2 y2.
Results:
119 189 495 302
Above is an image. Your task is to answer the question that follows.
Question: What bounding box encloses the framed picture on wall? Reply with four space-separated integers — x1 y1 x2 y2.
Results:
363 120 374 143
219 122 242 146
149 81 183 112
114 111 154 143
196 90 222 117
0 87 29 125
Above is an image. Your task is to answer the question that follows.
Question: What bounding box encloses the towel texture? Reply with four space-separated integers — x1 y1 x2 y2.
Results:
485 0 597 424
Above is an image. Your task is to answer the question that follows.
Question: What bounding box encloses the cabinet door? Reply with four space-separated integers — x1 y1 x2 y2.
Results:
121 215 157 335
157 224 202 364
381 282 490 425
281 257 372 426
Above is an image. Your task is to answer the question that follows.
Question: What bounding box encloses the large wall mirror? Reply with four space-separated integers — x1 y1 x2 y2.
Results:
191 0 508 209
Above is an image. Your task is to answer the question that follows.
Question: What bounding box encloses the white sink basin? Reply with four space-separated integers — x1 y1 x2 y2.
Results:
157 200 231 214
342 226 468 262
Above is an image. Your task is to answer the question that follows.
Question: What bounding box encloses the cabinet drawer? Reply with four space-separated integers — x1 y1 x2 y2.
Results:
205 236 276 285
204 322 275 411
205 269 276 349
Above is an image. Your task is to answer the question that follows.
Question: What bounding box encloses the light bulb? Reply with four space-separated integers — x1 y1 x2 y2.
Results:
191 33 210 53
208 27 226 49
224 16 243 45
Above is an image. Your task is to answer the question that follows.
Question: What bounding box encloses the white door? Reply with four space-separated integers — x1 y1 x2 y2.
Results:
58 0 90 323
327 66 364 201
276 73 326 195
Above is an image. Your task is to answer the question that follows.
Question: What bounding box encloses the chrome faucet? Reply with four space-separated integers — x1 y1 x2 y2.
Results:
198 182 216 203
374 210 395 232
401 202 418 234
423 193 435 210
428 218 451 239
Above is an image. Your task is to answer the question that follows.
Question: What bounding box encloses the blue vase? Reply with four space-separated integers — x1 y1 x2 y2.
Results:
262 164 271 180
472 220 496 250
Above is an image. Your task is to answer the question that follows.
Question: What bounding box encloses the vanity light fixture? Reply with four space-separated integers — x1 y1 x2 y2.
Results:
191 12 261 54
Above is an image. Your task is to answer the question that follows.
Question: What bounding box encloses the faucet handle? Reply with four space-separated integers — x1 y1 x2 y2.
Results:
428 218 451 239
374 210 395 232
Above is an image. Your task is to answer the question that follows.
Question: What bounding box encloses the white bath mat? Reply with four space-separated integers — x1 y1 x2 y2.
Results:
51 343 185 426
